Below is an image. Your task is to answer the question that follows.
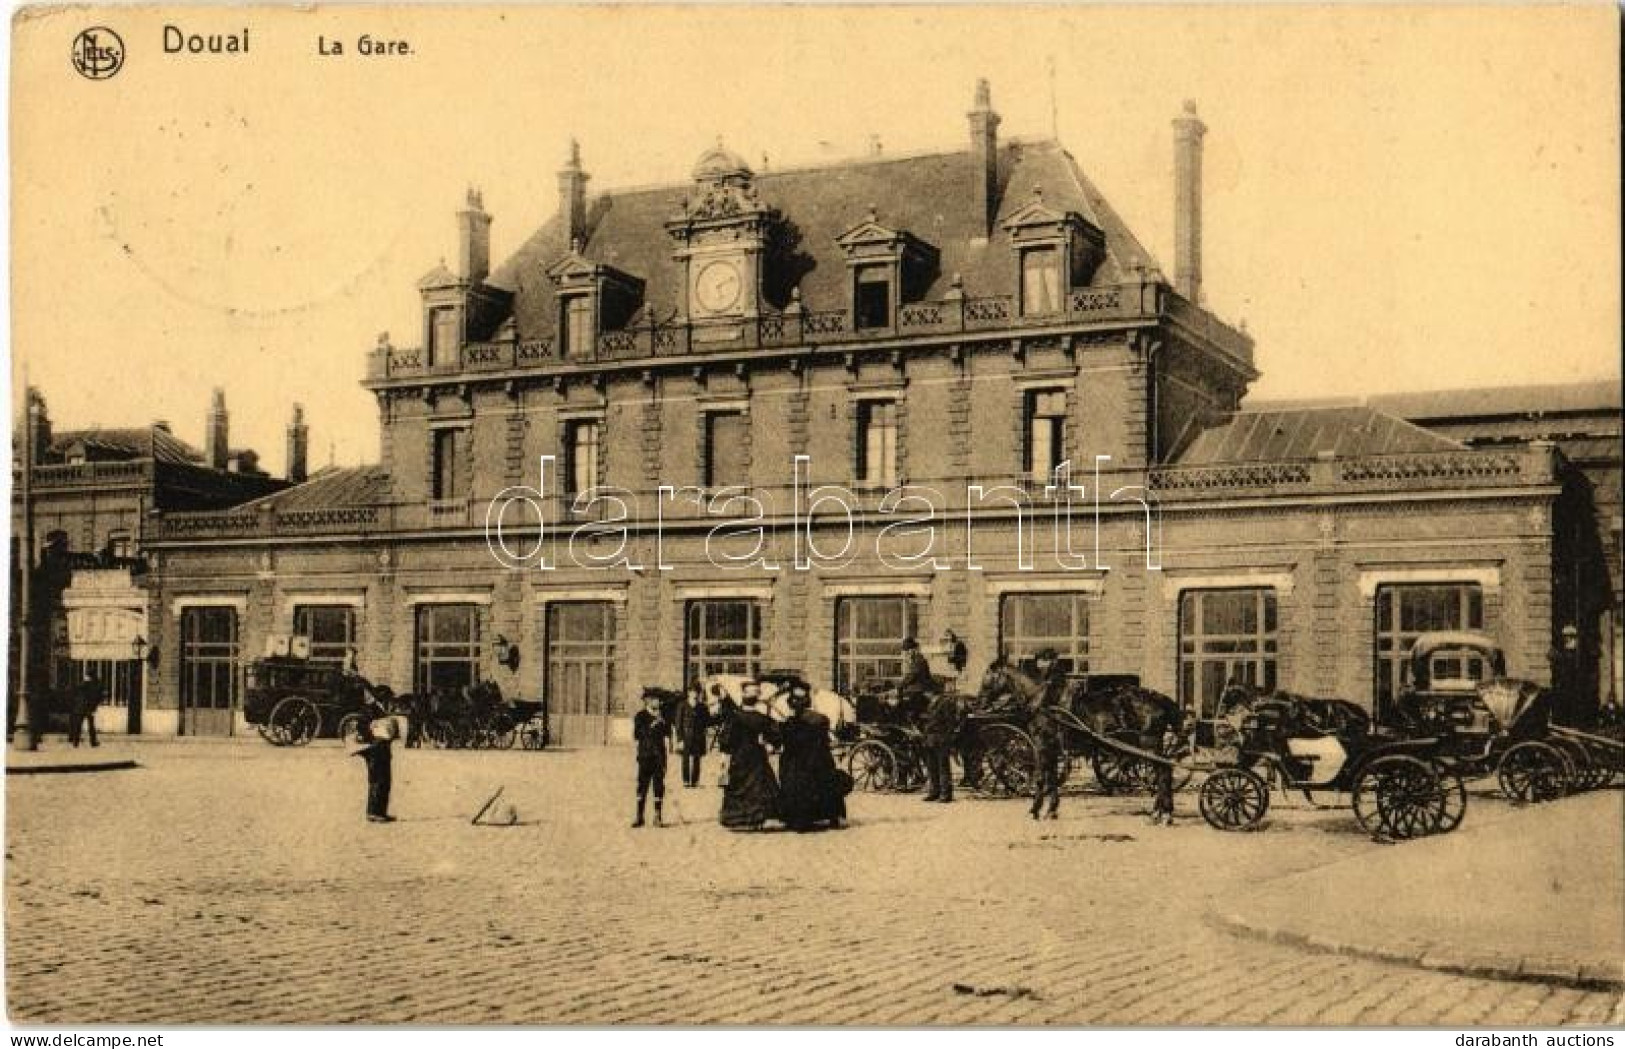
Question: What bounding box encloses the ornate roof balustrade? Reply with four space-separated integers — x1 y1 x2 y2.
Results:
23 459 156 489
1148 444 1557 500
364 279 1176 384
148 445 1559 543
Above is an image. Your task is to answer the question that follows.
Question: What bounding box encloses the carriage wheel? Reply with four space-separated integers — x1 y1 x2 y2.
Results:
847 741 897 792
1091 748 1145 795
1552 738 1601 791
977 725 1036 797
268 697 320 746
335 713 362 745
1198 768 1270 831
256 720 287 746
1434 769 1468 833
1354 755 1448 839
489 718 518 750
1497 741 1572 804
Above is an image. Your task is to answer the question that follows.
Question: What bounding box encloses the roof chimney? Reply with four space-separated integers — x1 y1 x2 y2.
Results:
1172 99 1207 302
286 403 309 483
204 388 229 471
457 187 491 284
967 79 1002 237
557 139 589 247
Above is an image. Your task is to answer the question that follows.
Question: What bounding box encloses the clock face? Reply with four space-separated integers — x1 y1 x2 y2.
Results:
695 260 743 313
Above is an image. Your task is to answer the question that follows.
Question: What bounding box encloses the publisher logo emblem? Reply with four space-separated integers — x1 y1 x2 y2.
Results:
71 27 124 80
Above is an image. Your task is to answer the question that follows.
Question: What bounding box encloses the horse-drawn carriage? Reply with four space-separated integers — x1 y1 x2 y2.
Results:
244 656 381 745
415 681 547 750
1389 631 1622 802
965 662 1185 797
839 682 934 792
1197 690 1469 839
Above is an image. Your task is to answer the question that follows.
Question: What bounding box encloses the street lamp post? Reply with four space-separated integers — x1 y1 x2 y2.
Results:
14 388 39 751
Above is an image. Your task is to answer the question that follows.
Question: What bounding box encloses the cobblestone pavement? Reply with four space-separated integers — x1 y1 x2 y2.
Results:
7 742 1621 1025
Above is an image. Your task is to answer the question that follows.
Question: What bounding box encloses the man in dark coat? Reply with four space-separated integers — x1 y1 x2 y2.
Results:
896 637 938 723
351 686 397 823
677 683 711 788
632 690 672 827
68 669 104 748
1029 649 1068 820
921 687 962 803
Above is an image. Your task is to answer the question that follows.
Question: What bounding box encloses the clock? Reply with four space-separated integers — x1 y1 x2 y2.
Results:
694 259 742 314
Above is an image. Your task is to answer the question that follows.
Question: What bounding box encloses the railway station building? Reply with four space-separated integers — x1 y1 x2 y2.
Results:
71 83 1616 742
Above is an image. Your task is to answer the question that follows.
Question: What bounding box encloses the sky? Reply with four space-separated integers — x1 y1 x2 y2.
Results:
11 4 1620 476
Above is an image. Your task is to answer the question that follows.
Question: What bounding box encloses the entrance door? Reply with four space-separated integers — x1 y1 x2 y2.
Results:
179 606 240 736
545 602 616 746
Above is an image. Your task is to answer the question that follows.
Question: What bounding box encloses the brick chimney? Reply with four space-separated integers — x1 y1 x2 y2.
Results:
557 139 589 246
967 79 1002 238
286 403 309 483
1172 99 1207 303
204 388 228 471
457 187 491 284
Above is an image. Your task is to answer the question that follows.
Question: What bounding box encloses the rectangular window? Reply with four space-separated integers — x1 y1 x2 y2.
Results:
854 266 892 330
1178 589 1278 720
703 411 748 488
685 599 762 684
1026 389 1068 480
105 529 133 560
292 605 357 665
414 604 481 695
67 658 143 710
834 596 916 694
561 296 594 358
429 307 459 367
565 420 601 498
1374 583 1485 714
856 400 898 487
1000 592 1091 675
546 601 620 732
1021 247 1063 316
431 428 461 501
179 606 240 712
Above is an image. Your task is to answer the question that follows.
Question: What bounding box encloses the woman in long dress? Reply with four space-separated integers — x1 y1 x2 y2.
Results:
719 685 780 830
776 684 848 831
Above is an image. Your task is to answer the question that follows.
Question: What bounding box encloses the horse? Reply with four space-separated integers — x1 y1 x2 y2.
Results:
973 659 1184 793
697 672 853 730
975 659 1183 743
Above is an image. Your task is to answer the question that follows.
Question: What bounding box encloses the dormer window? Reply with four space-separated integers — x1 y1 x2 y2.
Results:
546 252 645 357
1003 192 1106 317
429 306 459 366
1020 247 1063 317
560 295 594 358
835 211 939 334
854 266 892 331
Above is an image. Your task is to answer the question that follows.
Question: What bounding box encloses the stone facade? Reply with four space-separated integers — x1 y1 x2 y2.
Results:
65 85 1616 740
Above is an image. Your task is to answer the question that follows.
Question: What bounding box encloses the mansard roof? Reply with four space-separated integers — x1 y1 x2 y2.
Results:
235 464 393 512
1368 380 1623 422
50 426 205 466
1178 407 1465 465
486 138 1162 340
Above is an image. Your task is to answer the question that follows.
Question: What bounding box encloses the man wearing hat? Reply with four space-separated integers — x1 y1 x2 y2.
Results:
896 636 938 724
631 689 673 828
1029 648 1068 820
921 683 963 803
